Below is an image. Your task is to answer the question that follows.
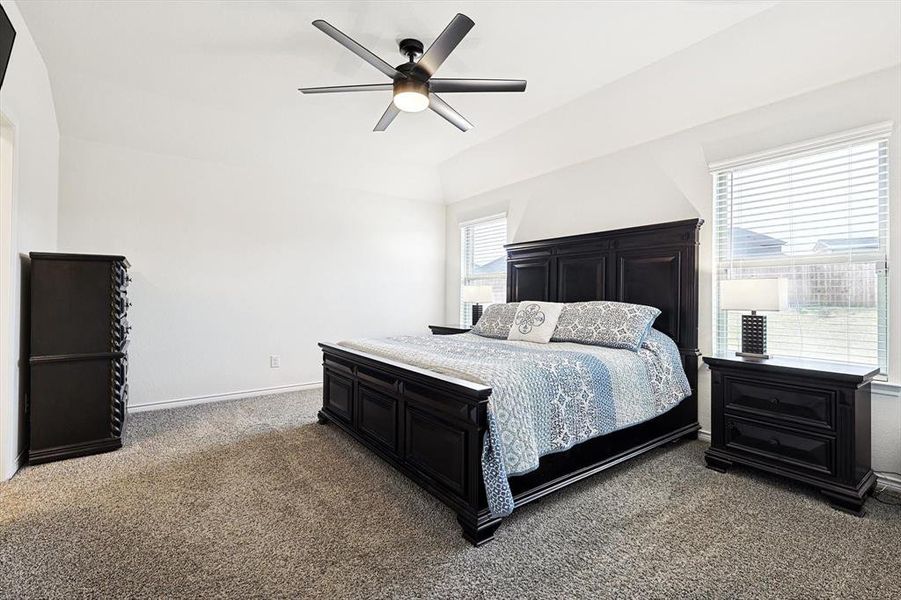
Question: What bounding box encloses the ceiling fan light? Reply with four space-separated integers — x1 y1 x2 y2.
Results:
393 79 429 112
393 91 429 113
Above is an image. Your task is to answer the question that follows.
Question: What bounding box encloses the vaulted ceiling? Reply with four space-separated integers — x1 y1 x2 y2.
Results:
15 1 900 202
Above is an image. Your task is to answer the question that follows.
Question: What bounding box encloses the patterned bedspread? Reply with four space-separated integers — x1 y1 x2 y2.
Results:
339 330 691 517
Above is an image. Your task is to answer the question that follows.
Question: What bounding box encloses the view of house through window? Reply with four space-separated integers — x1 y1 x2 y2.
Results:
460 215 507 326
713 129 890 373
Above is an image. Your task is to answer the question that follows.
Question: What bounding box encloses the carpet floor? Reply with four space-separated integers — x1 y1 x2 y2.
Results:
1 390 899 599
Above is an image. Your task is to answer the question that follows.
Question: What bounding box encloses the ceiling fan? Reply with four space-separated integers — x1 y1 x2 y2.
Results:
298 13 527 132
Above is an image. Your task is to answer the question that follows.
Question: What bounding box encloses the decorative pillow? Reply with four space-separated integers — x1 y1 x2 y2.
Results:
471 303 520 339
507 301 564 344
551 301 661 351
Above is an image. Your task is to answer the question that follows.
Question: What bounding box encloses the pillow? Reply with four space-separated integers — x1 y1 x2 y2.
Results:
471 302 520 339
507 301 564 344
551 301 661 351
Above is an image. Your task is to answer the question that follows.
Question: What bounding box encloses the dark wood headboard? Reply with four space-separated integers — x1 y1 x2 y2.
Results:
504 218 703 384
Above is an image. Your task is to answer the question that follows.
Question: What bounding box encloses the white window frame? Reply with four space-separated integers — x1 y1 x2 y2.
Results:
710 122 892 374
459 213 507 326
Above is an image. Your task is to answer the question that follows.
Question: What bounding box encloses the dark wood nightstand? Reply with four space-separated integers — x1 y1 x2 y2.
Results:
428 324 472 335
703 354 879 516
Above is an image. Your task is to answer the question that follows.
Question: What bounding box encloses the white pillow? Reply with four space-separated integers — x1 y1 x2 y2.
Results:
507 301 564 344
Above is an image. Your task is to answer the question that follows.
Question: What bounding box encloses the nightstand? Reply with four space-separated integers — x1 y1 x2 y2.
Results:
703 355 879 516
428 324 472 335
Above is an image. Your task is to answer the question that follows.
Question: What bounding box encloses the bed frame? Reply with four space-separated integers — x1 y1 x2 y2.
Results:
318 218 703 545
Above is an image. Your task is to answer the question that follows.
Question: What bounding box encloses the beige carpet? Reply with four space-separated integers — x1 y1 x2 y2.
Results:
1 389 899 599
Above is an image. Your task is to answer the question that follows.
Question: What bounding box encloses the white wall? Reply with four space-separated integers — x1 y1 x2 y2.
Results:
0 0 59 480
445 66 901 476
58 136 445 408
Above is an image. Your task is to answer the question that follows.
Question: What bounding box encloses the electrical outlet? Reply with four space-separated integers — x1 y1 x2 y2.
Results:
269 355 280 368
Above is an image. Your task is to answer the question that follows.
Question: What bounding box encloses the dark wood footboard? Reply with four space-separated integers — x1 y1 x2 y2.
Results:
319 342 699 546
318 342 500 545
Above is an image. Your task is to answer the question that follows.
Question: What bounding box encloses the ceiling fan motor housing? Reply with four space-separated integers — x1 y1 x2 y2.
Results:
395 60 430 83
394 77 429 96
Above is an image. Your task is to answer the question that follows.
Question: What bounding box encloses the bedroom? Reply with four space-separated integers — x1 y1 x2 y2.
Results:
0 0 899 597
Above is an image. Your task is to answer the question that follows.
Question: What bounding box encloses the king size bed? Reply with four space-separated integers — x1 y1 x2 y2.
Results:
318 218 703 545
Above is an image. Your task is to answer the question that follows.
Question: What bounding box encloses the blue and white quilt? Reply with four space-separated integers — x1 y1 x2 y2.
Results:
339 330 691 517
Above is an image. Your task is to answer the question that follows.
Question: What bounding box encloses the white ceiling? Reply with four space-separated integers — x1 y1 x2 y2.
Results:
17 0 779 198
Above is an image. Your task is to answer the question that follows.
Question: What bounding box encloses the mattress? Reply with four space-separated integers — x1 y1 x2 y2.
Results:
339 329 691 517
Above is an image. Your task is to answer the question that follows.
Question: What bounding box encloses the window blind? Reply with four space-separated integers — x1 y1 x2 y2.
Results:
713 129 890 373
460 215 507 326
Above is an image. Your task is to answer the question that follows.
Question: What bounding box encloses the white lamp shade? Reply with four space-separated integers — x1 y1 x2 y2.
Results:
462 285 494 304
719 278 785 311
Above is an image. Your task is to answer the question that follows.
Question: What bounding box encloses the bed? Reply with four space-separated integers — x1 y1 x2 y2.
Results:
318 218 703 545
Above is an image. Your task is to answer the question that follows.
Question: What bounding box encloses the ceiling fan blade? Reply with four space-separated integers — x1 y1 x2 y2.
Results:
428 78 527 93
373 102 401 132
416 13 474 77
299 83 393 94
312 20 404 80
428 94 473 132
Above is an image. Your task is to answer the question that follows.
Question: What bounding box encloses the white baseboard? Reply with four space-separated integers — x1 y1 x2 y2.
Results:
698 428 711 442
127 381 323 414
875 471 901 493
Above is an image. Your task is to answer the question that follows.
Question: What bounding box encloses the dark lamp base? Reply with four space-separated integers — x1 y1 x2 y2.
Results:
739 312 768 357
471 304 483 327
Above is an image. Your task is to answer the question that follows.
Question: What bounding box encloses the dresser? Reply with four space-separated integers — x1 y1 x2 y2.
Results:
28 252 131 464
703 355 879 515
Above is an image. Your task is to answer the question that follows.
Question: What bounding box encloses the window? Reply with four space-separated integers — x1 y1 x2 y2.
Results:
460 215 507 325
712 124 890 373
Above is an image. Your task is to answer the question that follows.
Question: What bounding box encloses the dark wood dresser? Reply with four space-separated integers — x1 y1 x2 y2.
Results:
27 252 131 464
703 355 879 515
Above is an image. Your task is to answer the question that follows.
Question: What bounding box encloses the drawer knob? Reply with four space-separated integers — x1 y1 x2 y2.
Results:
769 437 780 446
768 396 779 405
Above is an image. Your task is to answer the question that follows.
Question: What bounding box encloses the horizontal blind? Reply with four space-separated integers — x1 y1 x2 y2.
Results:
714 136 889 372
460 216 507 326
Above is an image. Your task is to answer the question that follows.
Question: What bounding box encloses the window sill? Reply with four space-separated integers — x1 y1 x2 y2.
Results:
872 380 901 398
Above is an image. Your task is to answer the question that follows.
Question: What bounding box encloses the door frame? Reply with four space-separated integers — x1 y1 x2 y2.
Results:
0 111 19 480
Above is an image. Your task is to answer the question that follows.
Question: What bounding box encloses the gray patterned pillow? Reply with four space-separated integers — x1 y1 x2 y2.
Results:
551 301 661 351
471 302 520 339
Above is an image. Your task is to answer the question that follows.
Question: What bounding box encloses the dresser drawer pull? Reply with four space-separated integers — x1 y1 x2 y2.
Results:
768 437 780 447
768 396 779 405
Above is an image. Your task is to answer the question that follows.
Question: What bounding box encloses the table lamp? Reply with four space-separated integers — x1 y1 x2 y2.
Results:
462 285 494 327
719 278 784 359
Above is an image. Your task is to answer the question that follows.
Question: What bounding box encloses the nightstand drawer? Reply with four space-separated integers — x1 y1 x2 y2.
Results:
724 376 834 430
724 416 835 476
